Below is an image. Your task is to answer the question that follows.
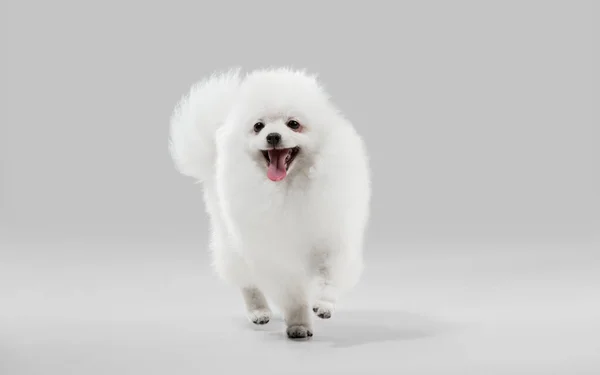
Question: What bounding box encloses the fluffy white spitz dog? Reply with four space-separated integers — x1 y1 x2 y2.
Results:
169 67 370 339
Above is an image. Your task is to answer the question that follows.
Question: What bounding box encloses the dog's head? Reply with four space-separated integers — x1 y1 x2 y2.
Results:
225 68 338 182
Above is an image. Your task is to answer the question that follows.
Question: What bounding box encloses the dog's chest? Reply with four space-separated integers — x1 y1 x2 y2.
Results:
227 184 325 243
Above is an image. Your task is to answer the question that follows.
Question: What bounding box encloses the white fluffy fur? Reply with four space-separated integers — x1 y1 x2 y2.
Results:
169 67 371 339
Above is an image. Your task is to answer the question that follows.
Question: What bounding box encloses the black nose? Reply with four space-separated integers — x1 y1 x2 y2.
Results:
266 132 281 146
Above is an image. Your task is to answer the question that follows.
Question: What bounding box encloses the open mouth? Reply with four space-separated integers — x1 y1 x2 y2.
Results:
261 147 300 182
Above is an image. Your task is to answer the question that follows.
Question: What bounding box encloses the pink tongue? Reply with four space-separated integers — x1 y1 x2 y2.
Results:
267 149 288 181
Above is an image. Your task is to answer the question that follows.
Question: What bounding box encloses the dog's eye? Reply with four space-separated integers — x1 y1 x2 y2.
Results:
286 120 300 130
253 122 265 133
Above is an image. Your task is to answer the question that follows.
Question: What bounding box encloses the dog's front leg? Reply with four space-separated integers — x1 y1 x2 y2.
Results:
279 286 313 339
310 250 341 320
241 287 272 325
310 249 363 320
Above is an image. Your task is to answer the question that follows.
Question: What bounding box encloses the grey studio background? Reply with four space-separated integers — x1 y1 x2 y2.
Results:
1 1 599 374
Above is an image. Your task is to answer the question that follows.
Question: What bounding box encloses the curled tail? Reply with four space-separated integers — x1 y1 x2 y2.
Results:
169 68 241 182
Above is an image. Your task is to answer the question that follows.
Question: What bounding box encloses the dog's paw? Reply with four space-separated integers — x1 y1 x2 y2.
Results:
312 301 334 319
247 308 271 325
286 325 313 339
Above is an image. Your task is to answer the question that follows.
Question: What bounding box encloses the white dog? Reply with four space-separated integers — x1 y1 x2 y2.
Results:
169 67 371 339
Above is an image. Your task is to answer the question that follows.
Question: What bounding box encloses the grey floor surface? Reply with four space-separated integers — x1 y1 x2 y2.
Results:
2 238 599 374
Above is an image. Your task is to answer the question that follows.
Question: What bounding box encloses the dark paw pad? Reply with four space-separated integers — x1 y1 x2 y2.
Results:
312 303 334 319
253 316 270 325
248 309 271 325
286 325 313 339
